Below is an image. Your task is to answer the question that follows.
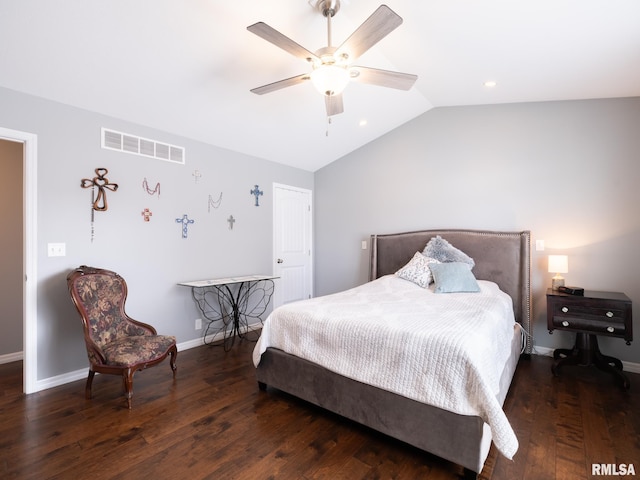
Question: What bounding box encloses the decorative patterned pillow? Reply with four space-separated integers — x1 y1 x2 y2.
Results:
428 262 480 293
422 235 475 268
395 252 441 288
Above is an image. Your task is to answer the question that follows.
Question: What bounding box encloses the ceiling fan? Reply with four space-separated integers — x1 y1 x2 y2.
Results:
247 0 418 117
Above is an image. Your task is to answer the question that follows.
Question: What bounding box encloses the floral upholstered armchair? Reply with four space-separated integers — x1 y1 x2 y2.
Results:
67 265 177 409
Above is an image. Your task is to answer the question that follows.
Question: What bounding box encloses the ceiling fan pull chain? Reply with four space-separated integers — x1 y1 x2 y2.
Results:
326 116 332 137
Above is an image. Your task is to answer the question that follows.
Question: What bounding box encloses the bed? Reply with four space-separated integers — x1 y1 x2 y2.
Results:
253 229 531 478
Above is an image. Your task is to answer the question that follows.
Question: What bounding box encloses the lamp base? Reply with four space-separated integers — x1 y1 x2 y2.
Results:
552 276 565 290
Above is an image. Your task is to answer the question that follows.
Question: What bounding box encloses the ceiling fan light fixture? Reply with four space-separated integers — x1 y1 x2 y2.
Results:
310 64 350 96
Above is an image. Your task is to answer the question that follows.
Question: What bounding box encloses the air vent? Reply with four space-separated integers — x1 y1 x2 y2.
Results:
101 128 185 164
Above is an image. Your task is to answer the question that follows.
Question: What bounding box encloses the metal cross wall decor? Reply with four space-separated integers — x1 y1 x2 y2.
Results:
80 167 119 242
141 208 153 222
175 214 195 238
227 215 235 230
81 168 118 211
250 184 263 206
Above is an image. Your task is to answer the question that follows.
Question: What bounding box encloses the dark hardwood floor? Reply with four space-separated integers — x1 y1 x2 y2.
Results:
1 338 638 480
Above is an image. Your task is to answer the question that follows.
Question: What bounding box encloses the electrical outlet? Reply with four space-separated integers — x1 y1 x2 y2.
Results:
361 240 367 250
536 239 545 251
195 318 202 330
47 243 66 257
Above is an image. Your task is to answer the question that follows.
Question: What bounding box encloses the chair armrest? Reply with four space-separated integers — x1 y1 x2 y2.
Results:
125 316 158 335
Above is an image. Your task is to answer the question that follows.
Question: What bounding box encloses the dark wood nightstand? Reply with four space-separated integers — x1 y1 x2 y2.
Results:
547 288 633 389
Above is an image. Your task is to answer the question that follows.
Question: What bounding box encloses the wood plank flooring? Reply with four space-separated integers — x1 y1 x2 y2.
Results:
1 339 638 479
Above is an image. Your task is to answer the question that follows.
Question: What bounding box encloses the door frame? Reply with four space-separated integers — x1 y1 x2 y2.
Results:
272 183 313 308
0 127 38 394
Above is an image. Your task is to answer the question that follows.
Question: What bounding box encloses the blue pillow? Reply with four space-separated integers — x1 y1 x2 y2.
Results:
428 262 480 293
422 236 475 268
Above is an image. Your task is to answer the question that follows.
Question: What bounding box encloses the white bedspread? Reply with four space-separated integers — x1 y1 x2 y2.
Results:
253 275 519 459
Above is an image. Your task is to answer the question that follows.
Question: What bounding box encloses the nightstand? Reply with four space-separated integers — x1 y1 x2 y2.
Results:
547 288 633 389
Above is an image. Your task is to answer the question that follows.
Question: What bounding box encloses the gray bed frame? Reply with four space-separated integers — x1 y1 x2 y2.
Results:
256 229 531 478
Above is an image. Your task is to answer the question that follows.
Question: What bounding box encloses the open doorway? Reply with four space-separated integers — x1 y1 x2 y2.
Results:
0 139 23 362
0 128 38 394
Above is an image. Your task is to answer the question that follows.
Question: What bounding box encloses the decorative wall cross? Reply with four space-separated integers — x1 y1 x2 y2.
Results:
227 215 235 230
81 168 119 211
141 208 153 222
80 167 119 242
250 184 263 206
192 170 202 183
175 214 195 238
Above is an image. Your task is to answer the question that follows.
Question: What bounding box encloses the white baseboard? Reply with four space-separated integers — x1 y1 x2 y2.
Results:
0 351 23 364
35 367 88 391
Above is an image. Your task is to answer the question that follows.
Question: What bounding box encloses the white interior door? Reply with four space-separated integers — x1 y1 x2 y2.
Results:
273 184 312 308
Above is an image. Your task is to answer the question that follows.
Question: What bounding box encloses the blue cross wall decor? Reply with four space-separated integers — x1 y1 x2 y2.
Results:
175 214 194 238
250 184 263 206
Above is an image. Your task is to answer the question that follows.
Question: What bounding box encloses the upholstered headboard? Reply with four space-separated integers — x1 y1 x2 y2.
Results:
370 229 532 354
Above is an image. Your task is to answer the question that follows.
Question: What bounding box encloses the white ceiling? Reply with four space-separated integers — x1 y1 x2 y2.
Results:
1 0 639 172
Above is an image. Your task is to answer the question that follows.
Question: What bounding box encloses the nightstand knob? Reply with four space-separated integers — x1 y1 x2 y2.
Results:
562 307 569 313
606 311 614 318
562 320 570 327
607 326 615 333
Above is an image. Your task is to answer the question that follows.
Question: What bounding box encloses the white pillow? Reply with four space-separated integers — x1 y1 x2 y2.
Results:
395 252 441 288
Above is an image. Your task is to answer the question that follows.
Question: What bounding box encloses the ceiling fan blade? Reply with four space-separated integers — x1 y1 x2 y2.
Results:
350 66 417 90
325 93 344 116
335 5 403 62
250 73 310 95
247 22 319 63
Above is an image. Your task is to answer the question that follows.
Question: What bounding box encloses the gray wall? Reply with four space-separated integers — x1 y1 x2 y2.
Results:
0 87 313 380
315 97 640 364
2 84 639 384
0 139 23 356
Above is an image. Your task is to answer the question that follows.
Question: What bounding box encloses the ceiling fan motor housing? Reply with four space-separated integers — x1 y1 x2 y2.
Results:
315 0 341 17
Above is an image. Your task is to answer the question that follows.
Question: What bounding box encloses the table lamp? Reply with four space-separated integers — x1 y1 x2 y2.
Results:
548 255 568 290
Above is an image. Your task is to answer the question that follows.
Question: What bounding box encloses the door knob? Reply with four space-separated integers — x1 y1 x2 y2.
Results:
277 258 284 263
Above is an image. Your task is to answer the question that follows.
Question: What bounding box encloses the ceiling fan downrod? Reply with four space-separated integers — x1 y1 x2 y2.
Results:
316 0 340 47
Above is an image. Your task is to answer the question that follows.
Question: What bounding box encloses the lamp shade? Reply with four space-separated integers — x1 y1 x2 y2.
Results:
310 64 350 96
548 255 568 274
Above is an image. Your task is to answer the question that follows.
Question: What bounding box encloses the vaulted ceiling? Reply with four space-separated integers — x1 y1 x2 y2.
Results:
1 0 639 171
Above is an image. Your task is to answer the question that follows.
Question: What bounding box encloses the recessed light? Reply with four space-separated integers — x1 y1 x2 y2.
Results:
359 119 368 127
483 81 497 88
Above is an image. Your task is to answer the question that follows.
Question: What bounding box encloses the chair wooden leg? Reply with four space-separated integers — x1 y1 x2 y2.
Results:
85 370 95 399
122 369 134 409
169 346 178 376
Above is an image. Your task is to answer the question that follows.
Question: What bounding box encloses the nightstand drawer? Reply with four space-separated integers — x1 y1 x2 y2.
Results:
550 315 625 336
550 302 625 321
